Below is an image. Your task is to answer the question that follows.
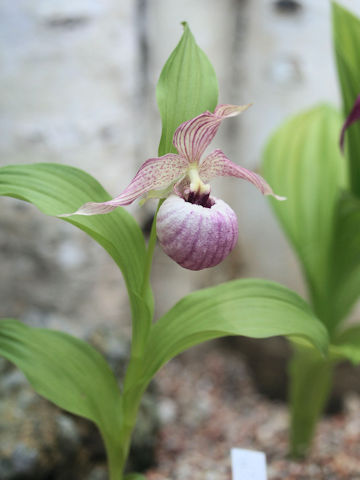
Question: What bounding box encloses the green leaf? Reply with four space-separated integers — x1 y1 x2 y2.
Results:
0 163 150 317
332 325 360 365
333 2 360 197
124 475 146 480
0 318 122 438
289 346 333 458
156 22 218 156
141 279 329 382
262 105 347 324
328 192 360 327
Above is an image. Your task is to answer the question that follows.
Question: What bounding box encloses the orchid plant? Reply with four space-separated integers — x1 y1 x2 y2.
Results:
0 23 329 479
263 2 360 458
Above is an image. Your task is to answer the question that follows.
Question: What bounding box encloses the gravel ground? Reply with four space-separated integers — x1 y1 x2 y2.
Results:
144 342 360 480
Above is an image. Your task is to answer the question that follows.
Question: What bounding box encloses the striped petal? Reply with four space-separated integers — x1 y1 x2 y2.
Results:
199 149 286 200
173 104 251 164
62 154 187 216
340 94 360 152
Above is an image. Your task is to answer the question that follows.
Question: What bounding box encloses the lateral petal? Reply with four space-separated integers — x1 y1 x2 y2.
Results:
173 104 251 164
199 149 286 200
62 154 188 216
340 94 360 152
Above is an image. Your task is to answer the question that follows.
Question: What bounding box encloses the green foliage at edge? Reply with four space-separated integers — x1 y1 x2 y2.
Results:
156 22 218 156
263 101 360 456
328 192 360 329
333 2 360 197
263 104 347 327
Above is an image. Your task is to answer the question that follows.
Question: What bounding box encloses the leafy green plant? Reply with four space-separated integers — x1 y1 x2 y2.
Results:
262 2 360 458
0 23 329 479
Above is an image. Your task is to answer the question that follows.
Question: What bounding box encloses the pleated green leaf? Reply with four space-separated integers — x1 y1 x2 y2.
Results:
0 163 149 316
0 319 122 437
328 192 360 327
263 105 347 323
141 279 328 382
156 22 218 156
333 3 360 197
289 346 333 458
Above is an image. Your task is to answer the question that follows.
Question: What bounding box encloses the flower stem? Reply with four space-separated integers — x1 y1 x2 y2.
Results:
127 199 163 363
113 200 163 479
141 199 164 298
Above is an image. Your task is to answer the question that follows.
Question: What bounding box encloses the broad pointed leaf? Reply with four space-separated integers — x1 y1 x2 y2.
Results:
333 3 360 197
0 319 122 438
141 279 328 383
156 22 218 156
289 346 333 458
262 105 347 324
0 163 150 317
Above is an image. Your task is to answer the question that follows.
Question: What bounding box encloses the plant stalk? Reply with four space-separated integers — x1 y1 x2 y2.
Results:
141 198 164 298
104 433 129 480
111 200 162 479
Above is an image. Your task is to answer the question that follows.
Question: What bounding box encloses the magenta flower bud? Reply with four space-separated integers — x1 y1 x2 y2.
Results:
156 195 238 270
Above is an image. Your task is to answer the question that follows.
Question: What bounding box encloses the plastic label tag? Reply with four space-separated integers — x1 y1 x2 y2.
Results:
231 448 267 480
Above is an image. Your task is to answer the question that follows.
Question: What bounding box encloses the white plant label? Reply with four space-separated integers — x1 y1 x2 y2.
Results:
231 448 267 480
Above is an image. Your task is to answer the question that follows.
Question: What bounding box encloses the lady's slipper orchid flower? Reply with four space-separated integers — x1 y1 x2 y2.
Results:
66 104 285 270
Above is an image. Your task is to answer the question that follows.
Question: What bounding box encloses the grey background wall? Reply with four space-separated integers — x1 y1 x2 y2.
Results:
1 0 359 337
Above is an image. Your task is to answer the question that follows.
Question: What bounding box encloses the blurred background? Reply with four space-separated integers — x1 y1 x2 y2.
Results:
1 0 360 479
